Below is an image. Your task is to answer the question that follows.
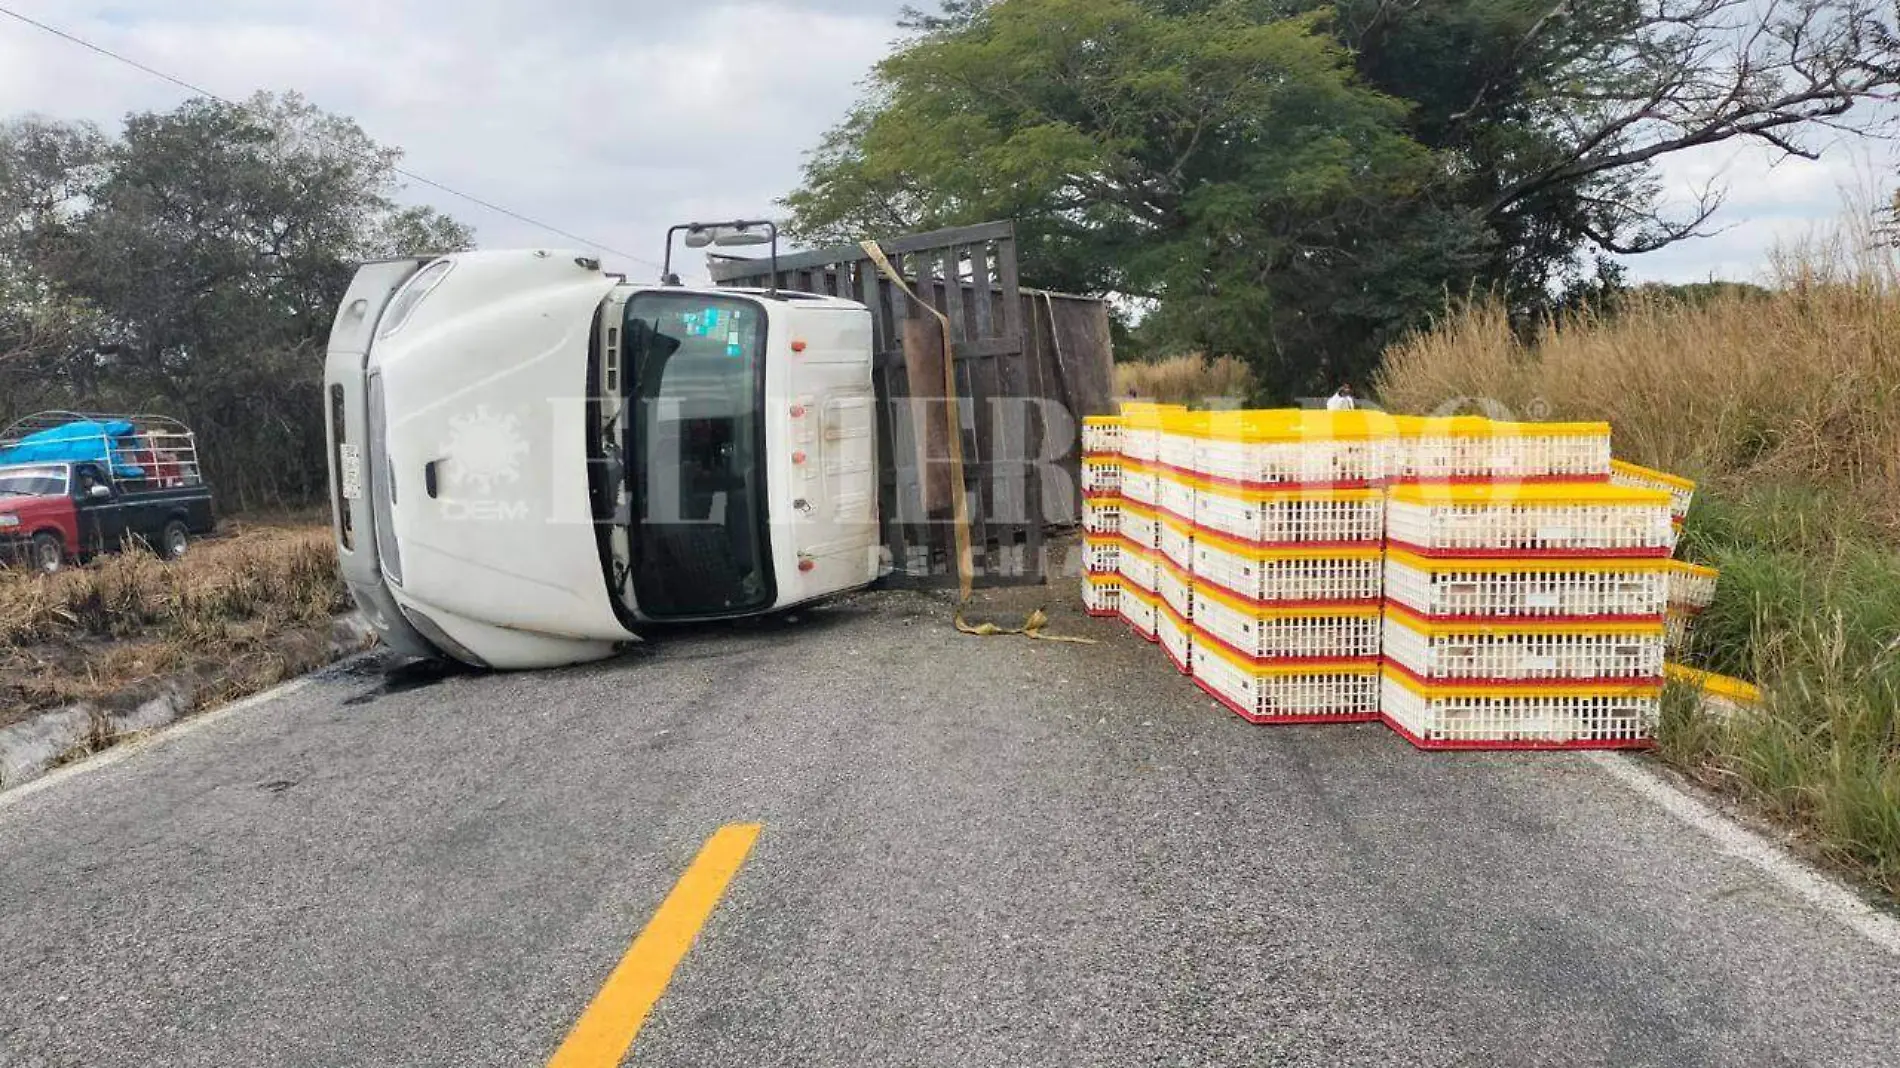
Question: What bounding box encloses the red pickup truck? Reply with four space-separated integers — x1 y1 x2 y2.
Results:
0 414 217 574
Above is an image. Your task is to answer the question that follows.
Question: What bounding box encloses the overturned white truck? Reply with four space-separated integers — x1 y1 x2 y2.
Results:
323 223 881 669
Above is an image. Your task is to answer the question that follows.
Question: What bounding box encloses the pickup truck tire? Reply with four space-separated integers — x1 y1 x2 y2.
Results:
160 520 190 561
30 532 63 574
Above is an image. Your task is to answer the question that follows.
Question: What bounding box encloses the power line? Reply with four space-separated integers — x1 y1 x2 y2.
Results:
0 3 664 270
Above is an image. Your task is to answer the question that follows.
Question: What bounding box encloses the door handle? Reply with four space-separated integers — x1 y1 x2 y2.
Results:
424 461 440 499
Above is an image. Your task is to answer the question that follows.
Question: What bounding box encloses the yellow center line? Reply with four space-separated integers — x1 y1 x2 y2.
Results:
547 823 762 1068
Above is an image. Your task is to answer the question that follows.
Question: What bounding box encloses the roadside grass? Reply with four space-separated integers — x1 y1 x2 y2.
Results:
1115 353 1257 406
1375 223 1900 900
0 523 350 728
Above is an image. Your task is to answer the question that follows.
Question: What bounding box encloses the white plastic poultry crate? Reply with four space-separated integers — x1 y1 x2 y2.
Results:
1380 670 1659 749
1160 513 1196 570
1384 484 1673 555
1157 472 1197 525
1158 599 1194 675
1157 410 1203 474
1388 417 1611 483
1192 535 1382 605
1192 642 1382 723
1666 559 1718 610
1192 410 1392 487
1158 556 1195 621
1083 535 1120 575
1120 460 1160 507
1119 540 1160 593
1082 457 1122 496
1119 501 1161 550
1119 582 1159 640
1083 495 1122 536
1611 460 1695 523
1082 416 1124 457
1082 573 1122 617
1116 403 1181 463
1665 608 1695 653
1383 549 1669 621
1194 588 1382 661
1381 607 1665 683
1194 486 1385 545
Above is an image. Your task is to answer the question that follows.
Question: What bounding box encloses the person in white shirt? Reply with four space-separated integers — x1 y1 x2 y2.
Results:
1327 384 1356 411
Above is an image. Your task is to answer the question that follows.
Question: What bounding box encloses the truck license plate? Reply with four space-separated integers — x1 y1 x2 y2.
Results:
340 444 363 500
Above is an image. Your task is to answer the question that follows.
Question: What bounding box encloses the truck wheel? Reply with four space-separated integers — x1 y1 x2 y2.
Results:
161 520 190 561
30 532 64 574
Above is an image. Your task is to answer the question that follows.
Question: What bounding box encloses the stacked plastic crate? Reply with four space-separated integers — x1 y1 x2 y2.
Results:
1380 479 1675 749
1611 460 1714 653
1081 415 1125 618
1187 411 1389 723
1154 410 1204 674
1113 404 1181 640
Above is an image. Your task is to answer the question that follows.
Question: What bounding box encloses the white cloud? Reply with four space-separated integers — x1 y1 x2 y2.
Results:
1 1 1890 288
0 0 910 280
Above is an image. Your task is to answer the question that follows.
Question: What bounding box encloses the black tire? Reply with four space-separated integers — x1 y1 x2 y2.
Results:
160 520 190 561
30 532 64 574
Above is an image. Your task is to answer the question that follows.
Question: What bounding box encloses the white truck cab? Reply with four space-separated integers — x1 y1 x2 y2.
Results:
323 242 880 669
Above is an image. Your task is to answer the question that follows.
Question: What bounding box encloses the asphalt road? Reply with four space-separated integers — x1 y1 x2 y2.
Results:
1 587 1896 1067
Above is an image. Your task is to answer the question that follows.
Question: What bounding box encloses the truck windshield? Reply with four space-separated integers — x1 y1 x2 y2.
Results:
623 292 773 618
0 465 69 497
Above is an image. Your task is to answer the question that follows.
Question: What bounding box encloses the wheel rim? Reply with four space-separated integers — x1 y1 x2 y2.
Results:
168 529 188 557
36 540 60 572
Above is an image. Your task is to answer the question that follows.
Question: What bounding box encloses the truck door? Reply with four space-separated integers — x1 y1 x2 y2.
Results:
72 464 127 555
781 305 878 587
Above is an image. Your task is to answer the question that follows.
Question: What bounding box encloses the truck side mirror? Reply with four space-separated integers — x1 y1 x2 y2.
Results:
89 484 110 499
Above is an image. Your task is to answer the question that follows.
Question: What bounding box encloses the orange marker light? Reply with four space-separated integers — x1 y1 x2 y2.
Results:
791 340 807 353
790 405 806 417
792 450 807 464
798 559 816 572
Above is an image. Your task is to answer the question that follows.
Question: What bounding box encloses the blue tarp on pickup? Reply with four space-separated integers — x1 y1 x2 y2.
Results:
0 420 147 478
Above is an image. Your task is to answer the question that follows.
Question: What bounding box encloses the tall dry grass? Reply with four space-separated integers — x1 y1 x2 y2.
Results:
1377 231 1900 521
1 525 349 725
1116 354 1257 407
1375 219 1900 897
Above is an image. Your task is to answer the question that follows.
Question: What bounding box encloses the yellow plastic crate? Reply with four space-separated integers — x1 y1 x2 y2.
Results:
1192 409 1393 487
1664 663 1763 711
1382 603 1665 686
1191 638 1381 723
1160 512 1196 571
1194 483 1385 546
1192 529 1383 605
1611 460 1695 522
1082 456 1121 496
1158 596 1195 675
1385 483 1673 556
1380 667 1659 750
1666 559 1718 610
1119 500 1162 550
1383 547 1669 621
1390 416 1612 483
1119 457 1161 507
1081 415 1124 456
1082 495 1122 536
1118 581 1160 640
1194 583 1383 662
1118 539 1161 594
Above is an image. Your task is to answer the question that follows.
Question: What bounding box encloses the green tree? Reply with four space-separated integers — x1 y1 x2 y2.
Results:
789 0 1900 395
1 93 472 506
787 0 1463 394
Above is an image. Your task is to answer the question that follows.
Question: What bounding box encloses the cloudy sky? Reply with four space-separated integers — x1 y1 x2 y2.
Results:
0 0 1890 286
